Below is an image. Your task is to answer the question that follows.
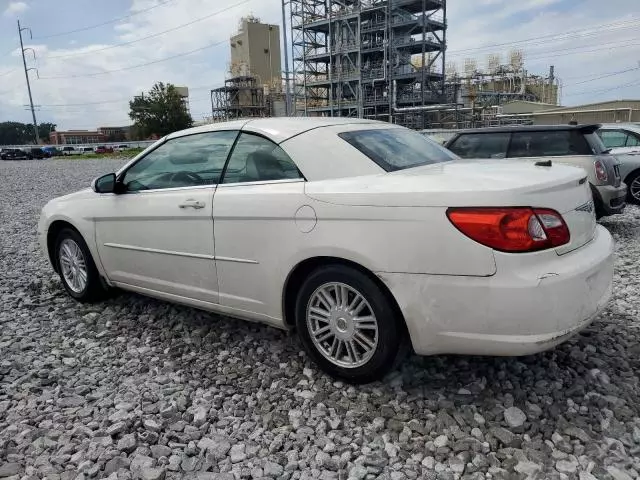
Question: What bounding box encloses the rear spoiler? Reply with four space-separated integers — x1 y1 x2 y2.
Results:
577 124 601 134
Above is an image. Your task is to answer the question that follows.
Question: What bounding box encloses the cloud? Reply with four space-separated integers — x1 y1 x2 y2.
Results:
0 0 639 129
3 1 29 16
0 0 281 128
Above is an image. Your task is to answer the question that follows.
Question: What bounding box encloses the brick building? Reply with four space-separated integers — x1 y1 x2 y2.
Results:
49 130 106 145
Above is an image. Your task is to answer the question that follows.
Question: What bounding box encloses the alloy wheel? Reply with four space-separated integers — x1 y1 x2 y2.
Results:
59 238 88 294
306 282 379 369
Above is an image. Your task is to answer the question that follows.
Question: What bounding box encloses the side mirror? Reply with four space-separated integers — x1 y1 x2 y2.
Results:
92 173 116 193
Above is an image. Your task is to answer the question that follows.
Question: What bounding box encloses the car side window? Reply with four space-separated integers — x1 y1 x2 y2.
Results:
221 133 302 184
625 132 640 147
122 131 238 192
599 130 628 148
448 133 510 159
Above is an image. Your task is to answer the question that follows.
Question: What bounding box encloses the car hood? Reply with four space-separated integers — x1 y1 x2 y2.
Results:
305 159 588 213
48 188 94 205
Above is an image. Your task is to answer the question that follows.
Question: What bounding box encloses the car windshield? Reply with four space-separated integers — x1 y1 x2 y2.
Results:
339 128 457 172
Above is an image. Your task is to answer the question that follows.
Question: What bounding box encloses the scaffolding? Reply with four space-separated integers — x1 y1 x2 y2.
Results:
288 0 447 129
210 76 269 121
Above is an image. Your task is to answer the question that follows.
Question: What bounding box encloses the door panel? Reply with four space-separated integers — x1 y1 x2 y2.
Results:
94 129 239 303
213 181 306 322
95 187 219 303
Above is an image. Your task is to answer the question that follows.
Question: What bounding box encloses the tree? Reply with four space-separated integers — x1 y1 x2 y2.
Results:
0 122 32 145
129 82 192 139
0 121 56 145
38 122 57 142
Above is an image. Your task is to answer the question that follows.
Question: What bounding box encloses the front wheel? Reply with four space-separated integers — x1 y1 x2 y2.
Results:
295 265 404 383
55 228 107 302
627 171 640 204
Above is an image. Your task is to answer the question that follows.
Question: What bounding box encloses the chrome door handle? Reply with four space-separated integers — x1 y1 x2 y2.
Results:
178 200 205 209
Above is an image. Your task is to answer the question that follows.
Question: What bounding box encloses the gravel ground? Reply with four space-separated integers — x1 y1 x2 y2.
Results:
1 158 639 480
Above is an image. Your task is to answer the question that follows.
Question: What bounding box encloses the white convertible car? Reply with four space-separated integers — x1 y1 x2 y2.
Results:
39 118 614 382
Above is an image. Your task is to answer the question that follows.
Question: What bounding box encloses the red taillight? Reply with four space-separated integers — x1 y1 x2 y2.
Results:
594 160 608 182
447 207 570 252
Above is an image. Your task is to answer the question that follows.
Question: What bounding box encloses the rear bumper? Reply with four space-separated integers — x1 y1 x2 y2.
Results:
594 183 627 216
379 225 614 356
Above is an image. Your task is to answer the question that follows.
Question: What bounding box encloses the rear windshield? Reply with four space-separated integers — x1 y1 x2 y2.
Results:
339 128 457 172
508 130 594 157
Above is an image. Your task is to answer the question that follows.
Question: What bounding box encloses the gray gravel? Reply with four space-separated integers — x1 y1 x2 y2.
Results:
1 158 640 480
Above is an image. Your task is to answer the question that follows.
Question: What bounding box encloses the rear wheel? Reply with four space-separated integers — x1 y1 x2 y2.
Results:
55 228 107 302
295 265 404 383
626 170 640 204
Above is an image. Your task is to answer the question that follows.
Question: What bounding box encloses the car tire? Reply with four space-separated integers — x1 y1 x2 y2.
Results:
626 170 640 204
295 264 404 383
54 228 107 303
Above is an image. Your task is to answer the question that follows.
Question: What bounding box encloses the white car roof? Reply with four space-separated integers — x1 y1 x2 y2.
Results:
166 117 384 144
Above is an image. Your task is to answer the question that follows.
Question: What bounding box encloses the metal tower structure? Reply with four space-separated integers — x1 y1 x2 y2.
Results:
287 0 447 129
210 76 268 121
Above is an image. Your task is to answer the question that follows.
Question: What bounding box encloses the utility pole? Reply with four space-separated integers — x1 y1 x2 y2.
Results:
281 0 292 116
18 19 40 144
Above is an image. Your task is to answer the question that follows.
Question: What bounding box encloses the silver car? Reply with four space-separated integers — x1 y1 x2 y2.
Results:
597 124 640 203
443 124 627 218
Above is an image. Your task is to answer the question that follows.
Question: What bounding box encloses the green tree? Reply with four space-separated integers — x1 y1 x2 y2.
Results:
0 122 32 145
38 122 57 143
128 82 192 139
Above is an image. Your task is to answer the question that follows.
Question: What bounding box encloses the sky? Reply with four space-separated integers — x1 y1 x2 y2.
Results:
0 0 638 130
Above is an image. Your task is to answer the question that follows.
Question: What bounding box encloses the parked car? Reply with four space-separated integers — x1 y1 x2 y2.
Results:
1 148 31 160
29 147 49 159
597 124 640 203
43 146 62 157
61 146 80 156
597 123 640 155
94 145 114 154
443 124 626 218
114 144 130 152
38 118 614 382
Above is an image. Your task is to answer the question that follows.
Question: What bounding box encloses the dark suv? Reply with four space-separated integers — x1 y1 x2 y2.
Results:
443 124 626 218
29 148 50 159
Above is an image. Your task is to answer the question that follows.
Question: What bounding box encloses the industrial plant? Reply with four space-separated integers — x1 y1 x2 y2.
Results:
211 16 287 121
288 0 447 130
207 2 632 130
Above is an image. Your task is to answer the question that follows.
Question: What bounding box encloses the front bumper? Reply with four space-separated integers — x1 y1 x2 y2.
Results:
378 225 614 356
594 183 627 216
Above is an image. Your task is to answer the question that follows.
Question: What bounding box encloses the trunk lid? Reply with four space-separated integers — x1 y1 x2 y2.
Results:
305 159 596 254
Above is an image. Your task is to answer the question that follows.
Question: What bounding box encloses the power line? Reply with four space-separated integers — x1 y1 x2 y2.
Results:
15 85 215 109
447 17 640 57
42 0 253 60
38 38 228 79
33 0 177 39
36 93 213 109
564 66 640 87
563 65 640 81
1 44 18 58
32 84 215 106
0 68 19 78
530 40 640 61
565 77 640 97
